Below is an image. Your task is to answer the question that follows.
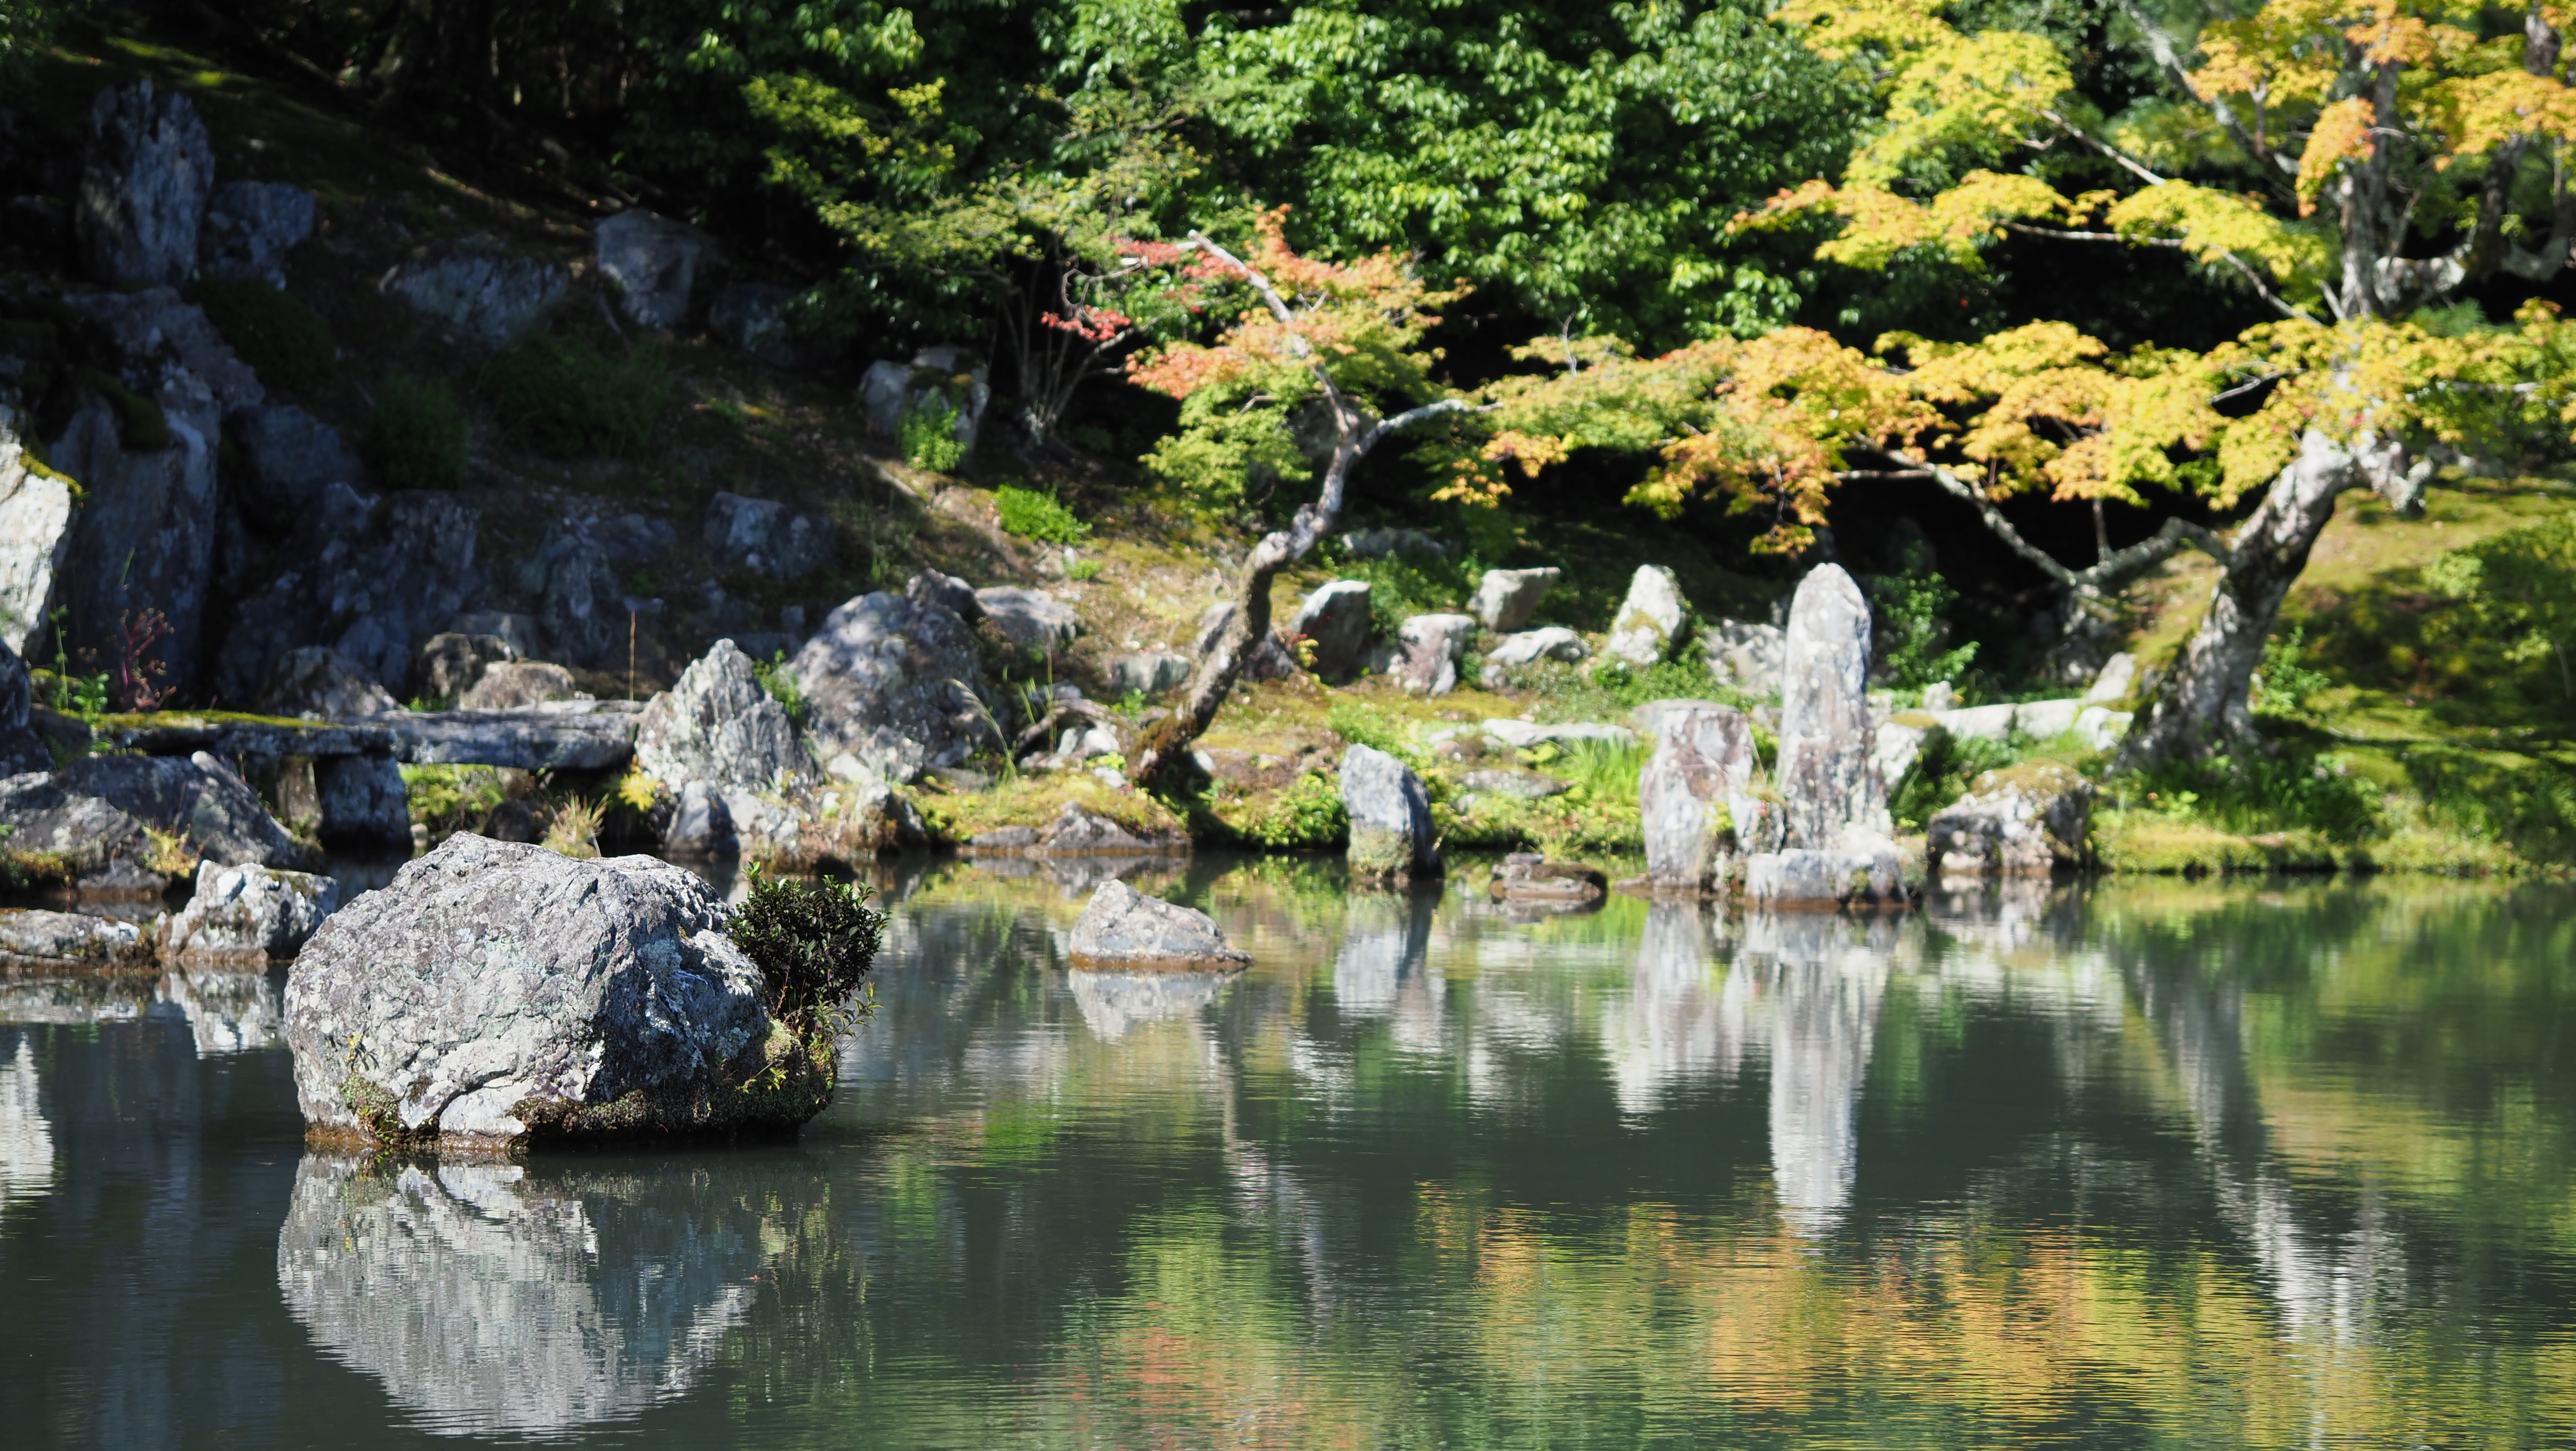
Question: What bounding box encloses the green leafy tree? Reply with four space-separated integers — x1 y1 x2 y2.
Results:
2426 512 2576 701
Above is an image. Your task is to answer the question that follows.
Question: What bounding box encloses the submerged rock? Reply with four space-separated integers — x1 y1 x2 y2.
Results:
1340 744 1438 882
1066 880 1251 969
160 860 338 962
284 834 827 1149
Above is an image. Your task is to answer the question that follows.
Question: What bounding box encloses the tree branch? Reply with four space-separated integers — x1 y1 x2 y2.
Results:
1882 446 2233 602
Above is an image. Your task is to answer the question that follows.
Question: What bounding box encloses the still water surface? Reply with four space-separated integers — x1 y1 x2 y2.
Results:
1 859 2572 1447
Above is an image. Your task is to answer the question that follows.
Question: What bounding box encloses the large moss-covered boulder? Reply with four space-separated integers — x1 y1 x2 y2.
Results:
283 834 829 1150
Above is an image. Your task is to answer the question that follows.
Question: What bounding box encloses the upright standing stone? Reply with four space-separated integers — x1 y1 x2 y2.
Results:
1605 564 1685 665
0 411 74 655
1634 700 1758 894
1469 567 1559 632
1289 579 1374 679
1774 565 1887 848
1339 744 1438 882
76 81 213 288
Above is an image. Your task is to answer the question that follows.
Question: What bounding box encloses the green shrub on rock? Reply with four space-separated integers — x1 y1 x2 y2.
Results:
363 374 469 489
480 334 669 457
728 876 885 1042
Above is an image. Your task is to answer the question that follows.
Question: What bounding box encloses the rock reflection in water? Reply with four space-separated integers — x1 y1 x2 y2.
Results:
1333 888 1444 1054
1740 913 1897 1237
0 1037 50 1207
276 1154 763 1437
160 966 283 1054
1601 901 1750 1115
1066 969 1234 1043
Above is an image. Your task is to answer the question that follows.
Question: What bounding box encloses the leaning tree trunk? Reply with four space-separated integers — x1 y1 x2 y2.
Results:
2125 430 2425 764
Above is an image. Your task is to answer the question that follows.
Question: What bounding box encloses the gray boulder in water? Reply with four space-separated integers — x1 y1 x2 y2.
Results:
0 908 150 967
1635 699 1758 894
1067 880 1250 968
1340 743 1439 882
635 639 805 796
283 834 827 1149
791 591 992 781
1926 762 2093 879
76 81 213 288
160 860 339 962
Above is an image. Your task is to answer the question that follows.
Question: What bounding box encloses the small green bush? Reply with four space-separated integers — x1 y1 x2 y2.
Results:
729 876 886 1040
189 279 334 392
1868 565 1979 689
994 484 1089 545
1327 702 1416 761
900 398 967 471
1237 771 1348 849
480 334 669 457
362 374 469 490
1889 726 2016 830
750 651 809 730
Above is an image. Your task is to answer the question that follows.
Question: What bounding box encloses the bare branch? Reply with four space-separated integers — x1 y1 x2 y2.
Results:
1887 446 2233 601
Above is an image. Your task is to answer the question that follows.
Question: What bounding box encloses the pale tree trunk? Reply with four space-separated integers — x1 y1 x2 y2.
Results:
2125 430 2429 764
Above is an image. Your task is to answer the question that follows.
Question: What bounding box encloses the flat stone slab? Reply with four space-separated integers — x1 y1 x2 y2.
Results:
102 713 399 761
380 704 643 771
1481 719 1635 750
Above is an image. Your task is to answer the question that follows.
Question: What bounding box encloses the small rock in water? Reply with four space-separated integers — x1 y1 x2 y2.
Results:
1489 853 1606 908
0 908 150 967
1744 831 1906 909
1774 564 1889 848
1635 699 1758 895
284 834 829 1149
160 861 338 963
1340 744 1439 882
1067 880 1250 969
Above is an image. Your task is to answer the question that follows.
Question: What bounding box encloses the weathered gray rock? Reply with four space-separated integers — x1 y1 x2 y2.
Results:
1480 718 1633 750
1039 802 1176 853
523 518 628 669
635 640 805 797
1636 700 1758 894
1371 612 1476 695
861 348 988 453
1926 763 2092 879
791 591 993 780
709 282 806 368
230 404 363 532
1460 768 1569 800
448 610 542 659
1341 527 1449 560
76 81 213 288
415 632 517 702
975 586 1081 655
702 492 828 579
160 860 338 962
260 646 399 720
383 703 640 771
1605 564 1685 665
1340 743 1438 881
1705 619 1785 696
0 773 158 892
1067 880 1250 968
1775 565 1887 848
217 487 480 702
1289 578 1374 678
0 410 75 655
0 753 310 886
384 240 567 346
1745 831 1905 908
283 834 824 1147
458 661 582 711
663 779 734 857
589 512 675 565
1481 627 1587 685
198 179 316 287
0 908 149 967
904 568 980 622
1489 853 1607 907
316 754 411 848
65 287 266 408
2083 652 2138 705
1111 650 1191 697
1470 567 1558 632
594 210 712 330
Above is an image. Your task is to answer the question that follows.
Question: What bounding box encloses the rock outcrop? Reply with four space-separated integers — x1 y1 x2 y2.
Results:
1289 578 1374 678
1636 699 1759 894
791 591 992 781
260 646 400 720
230 404 362 531
1340 744 1438 882
218 486 481 702
284 834 827 1148
594 210 712 329
0 410 75 655
1372 612 1475 695
520 517 629 669
160 860 338 962
384 239 568 346
1604 564 1684 665
76 81 213 288
1926 763 2093 879
702 491 829 579
1470 567 1559 632
1066 880 1251 968
636 640 804 793
1774 565 1887 848
0 752 311 892
198 179 316 287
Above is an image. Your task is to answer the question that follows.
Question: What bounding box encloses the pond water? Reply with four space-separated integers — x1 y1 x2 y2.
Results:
2 860 2572 1448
